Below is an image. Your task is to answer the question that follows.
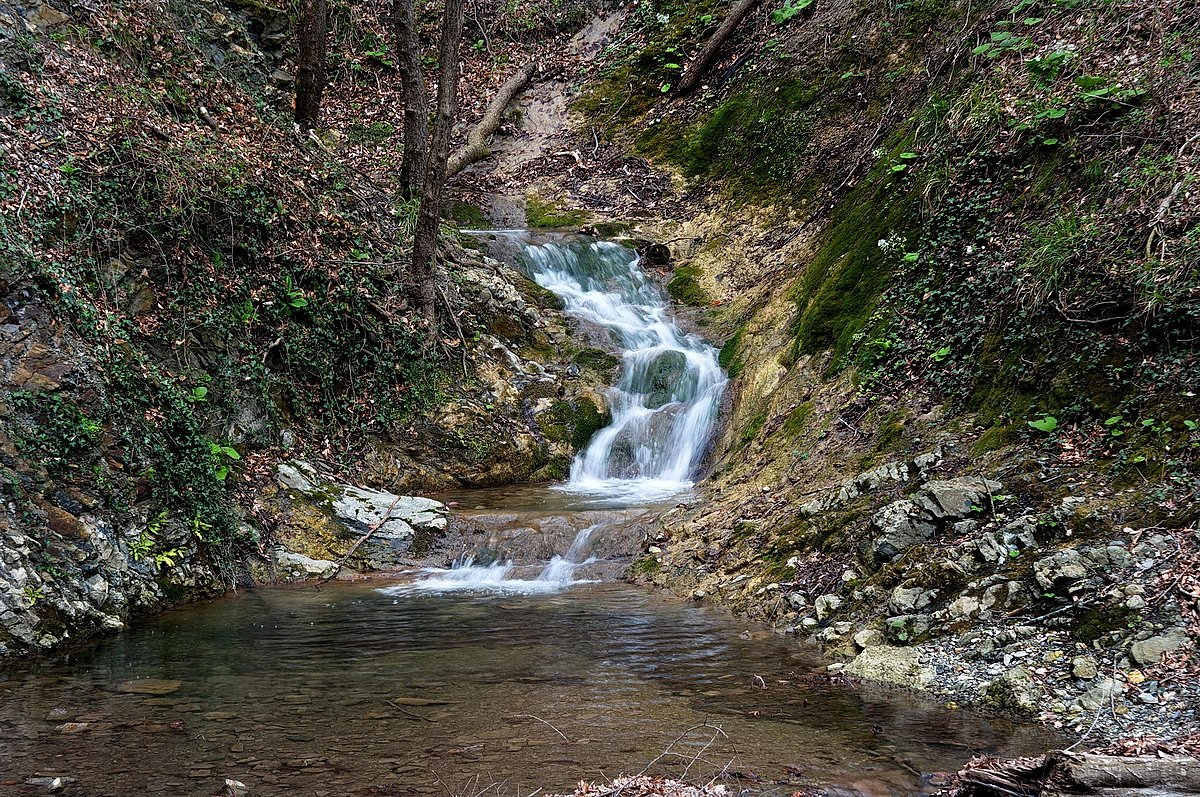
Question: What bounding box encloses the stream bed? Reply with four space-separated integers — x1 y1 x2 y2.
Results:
0 573 1061 797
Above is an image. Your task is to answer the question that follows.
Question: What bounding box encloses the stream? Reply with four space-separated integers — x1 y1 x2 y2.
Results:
0 236 1062 796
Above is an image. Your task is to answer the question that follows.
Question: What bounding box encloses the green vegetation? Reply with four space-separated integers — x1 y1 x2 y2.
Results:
525 193 589 228
666 266 710 306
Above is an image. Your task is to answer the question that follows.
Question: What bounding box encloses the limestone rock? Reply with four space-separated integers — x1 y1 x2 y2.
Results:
273 548 337 580
916 477 1001 519
870 499 937 563
983 666 1039 713
813 593 843 621
853 628 886 650
1033 548 1091 591
845 645 935 690
1130 628 1192 666
889 585 934 614
1072 656 1098 680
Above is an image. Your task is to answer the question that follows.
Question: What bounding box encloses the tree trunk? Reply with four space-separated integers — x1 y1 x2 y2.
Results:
410 0 464 346
393 0 429 199
294 0 328 129
446 61 536 178
674 0 760 96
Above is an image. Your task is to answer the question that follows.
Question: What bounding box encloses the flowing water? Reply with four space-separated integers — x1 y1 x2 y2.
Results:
0 579 1061 797
511 235 726 505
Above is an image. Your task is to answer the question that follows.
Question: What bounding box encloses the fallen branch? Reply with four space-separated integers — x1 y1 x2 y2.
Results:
447 62 537 177
674 0 761 96
319 492 405 583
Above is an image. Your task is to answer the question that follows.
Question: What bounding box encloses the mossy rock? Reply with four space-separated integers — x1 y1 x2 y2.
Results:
526 193 590 229
645 350 688 408
667 266 710 306
572 347 620 375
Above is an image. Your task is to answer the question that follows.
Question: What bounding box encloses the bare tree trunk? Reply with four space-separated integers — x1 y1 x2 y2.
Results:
446 61 536 177
394 0 429 199
410 0 464 346
294 0 328 129
674 0 760 96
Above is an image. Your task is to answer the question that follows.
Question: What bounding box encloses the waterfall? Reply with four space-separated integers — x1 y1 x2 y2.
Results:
398 233 726 594
519 238 727 504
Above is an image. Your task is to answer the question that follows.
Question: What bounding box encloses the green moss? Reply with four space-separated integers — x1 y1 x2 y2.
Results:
741 410 768 444
873 411 906 452
629 555 662 577
526 193 589 229
537 398 610 450
718 326 746 377
1071 605 1139 643
667 265 710 306
446 200 490 229
572 348 620 375
972 423 1020 453
782 401 814 437
788 158 919 365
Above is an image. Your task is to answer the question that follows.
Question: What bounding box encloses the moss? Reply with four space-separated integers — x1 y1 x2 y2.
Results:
972 423 1020 453
572 348 620 375
629 555 662 577
637 78 822 201
718 326 746 377
531 456 571 482
666 265 710 306
873 411 906 452
741 410 768 444
446 200 490 229
788 158 919 365
526 193 590 229
782 401 814 438
1071 605 1138 643
537 398 610 450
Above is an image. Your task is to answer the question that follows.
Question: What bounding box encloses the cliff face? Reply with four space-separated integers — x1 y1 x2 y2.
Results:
553 0 1200 735
0 0 612 655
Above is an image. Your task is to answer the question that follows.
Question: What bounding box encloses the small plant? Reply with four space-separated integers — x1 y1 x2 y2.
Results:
931 345 951 361
973 30 1030 58
772 0 814 25
282 275 308 309
208 441 241 481
187 386 208 402
1028 415 1058 433
1026 49 1073 85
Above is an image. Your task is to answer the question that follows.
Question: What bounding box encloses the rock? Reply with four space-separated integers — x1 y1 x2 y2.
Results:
273 548 337 580
917 477 1001 520
870 499 937 563
889 585 934 614
1075 677 1123 712
853 628 886 650
223 780 249 797
1130 628 1191 666
983 666 1039 713
948 595 982 623
814 593 843 621
1072 656 1099 680
115 678 183 695
643 350 688 409
268 68 294 87
845 645 935 690
1033 549 1091 591
786 592 808 610
25 777 75 793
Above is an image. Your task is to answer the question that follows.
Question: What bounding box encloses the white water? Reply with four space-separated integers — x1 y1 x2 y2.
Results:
386 523 604 595
402 234 726 594
521 239 727 504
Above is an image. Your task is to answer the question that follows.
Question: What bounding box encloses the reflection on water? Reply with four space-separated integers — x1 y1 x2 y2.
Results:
0 581 1060 796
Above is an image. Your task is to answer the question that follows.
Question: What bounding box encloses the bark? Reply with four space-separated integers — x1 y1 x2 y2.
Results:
955 752 1200 796
294 0 328 129
393 0 429 199
410 0 464 345
445 61 536 177
674 0 760 96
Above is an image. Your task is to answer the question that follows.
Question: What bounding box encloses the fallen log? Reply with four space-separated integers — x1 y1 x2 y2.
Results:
674 0 760 96
954 751 1200 796
446 61 536 177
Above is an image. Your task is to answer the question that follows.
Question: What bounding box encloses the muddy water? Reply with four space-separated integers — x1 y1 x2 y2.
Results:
0 571 1059 796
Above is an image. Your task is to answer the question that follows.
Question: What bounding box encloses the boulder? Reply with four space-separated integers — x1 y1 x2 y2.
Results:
1130 628 1192 666
916 477 1002 520
274 548 337 580
814 593 843 621
983 666 1039 713
889 585 935 614
845 645 935 690
1033 548 1091 591
870 499 937 563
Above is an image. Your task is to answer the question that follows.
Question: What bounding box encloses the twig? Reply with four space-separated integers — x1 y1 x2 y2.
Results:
387 699 433 721
319 492 405 583
513 714 569 740
436 281 470 377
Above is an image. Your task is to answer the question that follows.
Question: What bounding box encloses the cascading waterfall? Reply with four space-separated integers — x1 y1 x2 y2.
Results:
520 238 727 504
404 233 726 594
